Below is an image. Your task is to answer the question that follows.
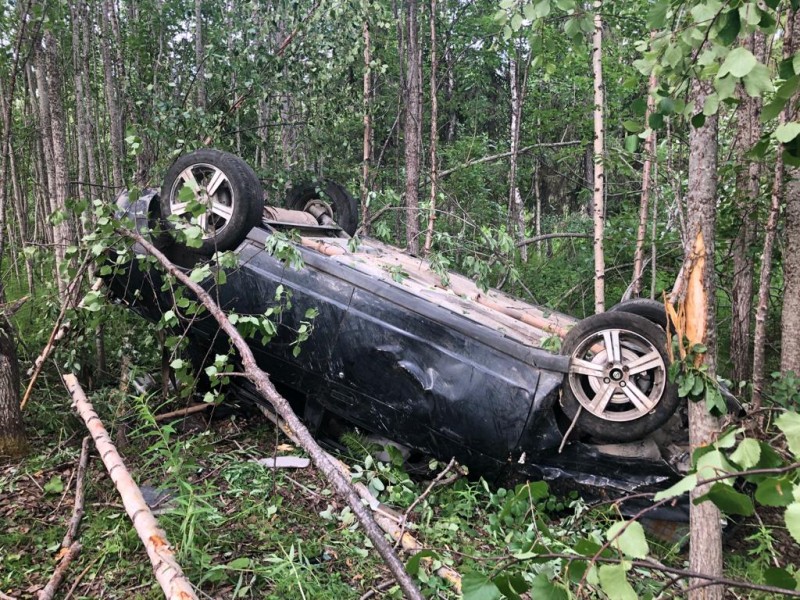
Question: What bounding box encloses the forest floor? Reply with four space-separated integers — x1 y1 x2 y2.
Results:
0 385 794 599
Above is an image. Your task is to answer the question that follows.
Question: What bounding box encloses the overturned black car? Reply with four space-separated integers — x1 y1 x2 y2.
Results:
108 149 689 506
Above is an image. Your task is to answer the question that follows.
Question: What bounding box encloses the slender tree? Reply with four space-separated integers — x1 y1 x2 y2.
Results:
591 0 605 313
403 0 422 254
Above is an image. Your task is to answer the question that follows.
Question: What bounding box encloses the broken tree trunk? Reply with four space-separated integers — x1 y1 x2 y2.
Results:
119 228 425 600
64 374 199 600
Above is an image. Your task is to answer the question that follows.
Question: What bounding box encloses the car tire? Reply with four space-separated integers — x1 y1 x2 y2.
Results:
161 149 264 255
608 298 669 330
560 312 679 442
285 180 358 236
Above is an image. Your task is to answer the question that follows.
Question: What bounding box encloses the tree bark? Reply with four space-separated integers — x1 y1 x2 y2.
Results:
0 318 26 458
195 0 206 110
361 15 373 236
684 74 723 600
632 66 656 297
591 0 605 313
423 0 438 256
100 0 124 190
403 0 422 254
508 51 528 262
782 11 800 375
43 28 75 297
730 32 765 384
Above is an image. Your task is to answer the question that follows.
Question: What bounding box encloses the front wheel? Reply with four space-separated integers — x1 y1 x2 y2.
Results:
560 312 679 442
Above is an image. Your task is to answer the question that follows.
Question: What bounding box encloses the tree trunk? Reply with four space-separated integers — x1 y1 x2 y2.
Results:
100 0 124 190
730 32 765 384
684 74 723 600
508 53 527 262
0 319 26 458
780 11 800 375
361 15 373 235
43 28 75 297
423 0 438 256
195 0 206 110
632 67 656 297
403 0 422 254
592 0 605 313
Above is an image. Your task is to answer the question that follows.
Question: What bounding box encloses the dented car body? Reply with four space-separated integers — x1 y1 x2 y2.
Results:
108 150 689 511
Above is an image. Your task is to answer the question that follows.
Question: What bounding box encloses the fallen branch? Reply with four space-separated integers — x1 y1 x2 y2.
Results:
64 374 198 600
119 228 425 600
515 232 591 248
37 542 82 600
22 278 103 410
394 458 457 550
154 403 213 423
437 140 581 179
61 436 91 549
254 403 462 592
0 591 19 600
475 294 570 337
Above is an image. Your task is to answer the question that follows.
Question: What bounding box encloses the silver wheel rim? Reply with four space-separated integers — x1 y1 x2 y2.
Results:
169 163 235 240
567 327 666 423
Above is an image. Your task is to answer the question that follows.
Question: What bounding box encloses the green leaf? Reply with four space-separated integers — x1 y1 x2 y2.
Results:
785 502 800 544
703 93 720 116
774 122 800 144
691 0 721 23
692 112 707 128
529 575 568 600
654 474 697 501
598 564 637 600
44 476 64 495
695 482 754 516
462 572 503 600
553 0 574 9
406 549 438 576
649 112 665 129
623 120 644 133
730 438 761 469
696 450 736 485
625 135 639 153
714 74 736 100
533 0 550 18
493 573 529 600
744 63 774 97
227 557 251 569
717 10 741 46
794 52 800 77
763 567 797 590
719 47 758 78
776 411 800 456
606 521 649 559
647 1 669 29
170 358 185 370
762 98 786 122
510 12 523 31
756 477 794 507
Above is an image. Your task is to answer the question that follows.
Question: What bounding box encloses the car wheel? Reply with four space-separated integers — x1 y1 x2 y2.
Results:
285 180 358 236
608 298 669 330
560 312 679 442
161 149 264 255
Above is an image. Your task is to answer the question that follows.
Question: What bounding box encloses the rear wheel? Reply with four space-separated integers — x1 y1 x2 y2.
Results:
608 298 669 330
560 312 678 442
161 149 264 255
285 180 358 236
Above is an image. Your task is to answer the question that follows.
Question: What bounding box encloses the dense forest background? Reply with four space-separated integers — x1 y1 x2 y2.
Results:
2 0 800 598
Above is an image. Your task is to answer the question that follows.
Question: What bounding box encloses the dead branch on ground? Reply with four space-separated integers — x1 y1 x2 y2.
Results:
61 436 91 549
154 403 212 423
37 542 81 600
64 374 198 600
117 228 425 600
